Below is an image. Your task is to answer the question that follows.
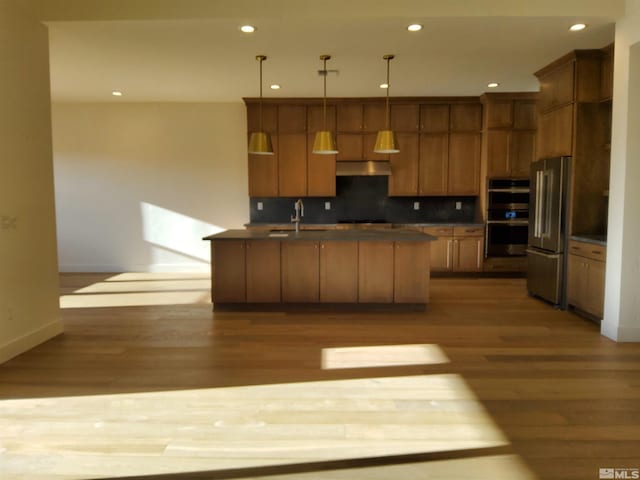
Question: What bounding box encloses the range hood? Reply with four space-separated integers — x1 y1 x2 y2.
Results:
335 160 391 176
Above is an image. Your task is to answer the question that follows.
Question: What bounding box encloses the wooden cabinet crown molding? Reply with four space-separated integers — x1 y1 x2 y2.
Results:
533 49 604 79
243 96 482 106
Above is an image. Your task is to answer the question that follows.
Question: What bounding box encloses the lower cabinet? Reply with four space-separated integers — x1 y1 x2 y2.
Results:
281 242 320 302
567 240 606 319
211 240 246 302
319 241 358 302
358 242 394 303
246 240 281 302
394 242 430 303
423 226 484 272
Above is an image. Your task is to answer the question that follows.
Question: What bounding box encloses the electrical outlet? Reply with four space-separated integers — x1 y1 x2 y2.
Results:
257 202 263 211
324 202 331 210
413 202 420 211
455 201 462 210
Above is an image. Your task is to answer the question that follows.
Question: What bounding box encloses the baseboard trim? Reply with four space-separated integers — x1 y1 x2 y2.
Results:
0 320 64 365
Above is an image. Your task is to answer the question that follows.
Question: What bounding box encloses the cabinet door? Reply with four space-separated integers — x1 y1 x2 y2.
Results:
513 101 537 130
247 104 278 133
450 104 482 132
423 227 453 272
358 241 394 303
539 104 573 158
388 133 419 196
319 241 358 302
246 240 281 302
278 133 307 197
486 100 513 129
337 104 363 132
448 133 481 195
510 130 536 177
308 105 336 132
600 52 613 101
278 105 306 133
486 130 510 178
567 253 588 309
248 136 278 196
453 237 483 272
539 62 575 111
212 240 245 303
420 104 449 132
281 242 319 302
307 134 336 197
418 133 448 195
336 134 364 160
363 103 386 132
586 259 606 319
394 242 430 303
391 104 419 132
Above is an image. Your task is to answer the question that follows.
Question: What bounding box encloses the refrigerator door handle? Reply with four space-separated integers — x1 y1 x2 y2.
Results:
541 170 551 238
534 170 543 238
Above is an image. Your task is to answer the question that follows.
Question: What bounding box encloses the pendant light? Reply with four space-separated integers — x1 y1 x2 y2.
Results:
374 54 400 154
312 54 338 154
248 55 274 155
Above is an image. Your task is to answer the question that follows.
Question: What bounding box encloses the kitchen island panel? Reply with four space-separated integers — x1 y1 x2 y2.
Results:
246 240 281 303
358 241 394 303
281 242 320 303
319 241 358 303
394 242 430 303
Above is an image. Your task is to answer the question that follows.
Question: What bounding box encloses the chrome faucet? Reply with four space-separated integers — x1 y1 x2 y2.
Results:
291 199 304 233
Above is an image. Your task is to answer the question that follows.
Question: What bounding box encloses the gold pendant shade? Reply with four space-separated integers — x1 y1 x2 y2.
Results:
374 54 400 154
248 55 274 155
312 54 338 155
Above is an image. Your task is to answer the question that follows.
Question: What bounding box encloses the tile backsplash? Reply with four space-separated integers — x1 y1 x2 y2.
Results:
250 176 477 224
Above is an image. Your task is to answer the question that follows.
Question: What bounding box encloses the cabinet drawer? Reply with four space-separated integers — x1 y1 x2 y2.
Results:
453 226 484 237
568 240 606 262
423 226 454 237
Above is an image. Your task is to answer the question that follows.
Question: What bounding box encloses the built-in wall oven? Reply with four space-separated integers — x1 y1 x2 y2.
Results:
486 178 530 256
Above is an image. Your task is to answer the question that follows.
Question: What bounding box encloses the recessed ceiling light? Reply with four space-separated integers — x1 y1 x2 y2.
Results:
270 84 281 90
240 25 256 33
487 82 499 88
569 23 587 32
379 83 389 89
112 91 123 96
407 24 423 32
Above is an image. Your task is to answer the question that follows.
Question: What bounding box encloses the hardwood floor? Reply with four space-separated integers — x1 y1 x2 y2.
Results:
0 273 639 479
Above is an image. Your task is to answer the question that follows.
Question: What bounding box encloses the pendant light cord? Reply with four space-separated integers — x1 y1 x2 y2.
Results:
385 56 391 129
258 56 264 132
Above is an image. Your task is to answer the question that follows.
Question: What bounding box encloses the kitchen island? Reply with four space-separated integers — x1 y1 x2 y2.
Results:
203 229 435 308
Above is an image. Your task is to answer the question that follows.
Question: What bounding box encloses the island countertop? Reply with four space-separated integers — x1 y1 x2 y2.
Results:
203 229 436 242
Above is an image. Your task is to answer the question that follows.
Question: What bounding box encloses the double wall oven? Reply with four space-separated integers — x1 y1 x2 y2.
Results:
486 178 530 257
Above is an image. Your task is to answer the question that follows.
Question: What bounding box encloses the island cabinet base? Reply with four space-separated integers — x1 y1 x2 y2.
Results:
208 237 431 308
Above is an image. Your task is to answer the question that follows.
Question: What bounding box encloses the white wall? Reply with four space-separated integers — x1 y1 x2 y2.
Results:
0 0 63 363
52 102 249 272
602 0 640 341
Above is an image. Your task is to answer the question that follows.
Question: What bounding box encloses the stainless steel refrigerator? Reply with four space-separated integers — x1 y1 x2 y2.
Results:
527 156 571 306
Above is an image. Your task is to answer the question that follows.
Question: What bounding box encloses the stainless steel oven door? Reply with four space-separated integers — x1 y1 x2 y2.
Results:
486 221 528 256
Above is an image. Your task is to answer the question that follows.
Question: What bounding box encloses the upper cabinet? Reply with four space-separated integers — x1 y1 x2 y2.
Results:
480 93 538 179
245 98 483 199
533 46 613 237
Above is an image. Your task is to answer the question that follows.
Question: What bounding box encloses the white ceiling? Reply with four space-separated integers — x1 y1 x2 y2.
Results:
38 0 621 102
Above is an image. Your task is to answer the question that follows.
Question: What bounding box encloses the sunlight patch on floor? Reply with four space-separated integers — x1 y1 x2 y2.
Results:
322 344 450 369
104 272 210 282
60 290 210 308
0 374 537 480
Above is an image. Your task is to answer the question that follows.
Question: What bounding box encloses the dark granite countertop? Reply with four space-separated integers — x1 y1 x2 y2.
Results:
204 229 436 242
570 234 607 247
244 222 485 228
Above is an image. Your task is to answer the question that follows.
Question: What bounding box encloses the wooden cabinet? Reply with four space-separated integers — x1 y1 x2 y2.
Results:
248 148 279 197
391 104 420 132
319 241 358 302
211 240 245 302
308 105 336 132
481 94 537 179
247 104 278 133
246 240 281 302
278 105 306 133
388 133 419 196
358 241 394 302
448 133 481 195
419 133 448 195
538 61 575 111
281 242 320 302
537 103 573 159
420 104 449 132
307 135 336 197
423 225 484 272
394 242 430 303
567 240 606 319
363 103 386 132
600 44 614 101
278 133 307 197
450 103 482 131
337 104 364 132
